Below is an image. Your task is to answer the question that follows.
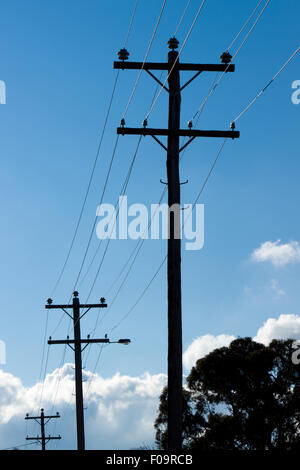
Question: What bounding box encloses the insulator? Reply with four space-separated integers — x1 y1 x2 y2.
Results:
188 120 193 129
167 37 179 50
230 121 236 130
120 118 125 127
117 48 129 61
220 51 232 64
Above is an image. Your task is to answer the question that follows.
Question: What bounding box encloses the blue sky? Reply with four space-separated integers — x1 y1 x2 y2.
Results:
0 0 299 449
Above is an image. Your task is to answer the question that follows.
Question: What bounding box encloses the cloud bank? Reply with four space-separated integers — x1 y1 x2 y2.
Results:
183 314 300 370
251 240 300 267
183 334 235 371
0 365 166 450
1 314 300 450
254 314 300 345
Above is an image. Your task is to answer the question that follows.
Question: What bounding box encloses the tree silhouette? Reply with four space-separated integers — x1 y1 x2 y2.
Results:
155 338 300 450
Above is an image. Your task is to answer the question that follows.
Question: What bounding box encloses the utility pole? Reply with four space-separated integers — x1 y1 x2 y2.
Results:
25 409 61 450
45 291 131 450
114 38 239 450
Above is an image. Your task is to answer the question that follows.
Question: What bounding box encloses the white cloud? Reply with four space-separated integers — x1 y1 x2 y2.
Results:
183 334 236 371
251 240 300 267
2 313 300 449
254 314 300 345
0 364 166 450
183 314 300 370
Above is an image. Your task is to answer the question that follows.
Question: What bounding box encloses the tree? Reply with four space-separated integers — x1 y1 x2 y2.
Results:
154 338 300 450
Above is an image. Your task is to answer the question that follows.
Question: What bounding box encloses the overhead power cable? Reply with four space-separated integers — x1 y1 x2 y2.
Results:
226 0 265 51
98 0 270 309
122 0 167 120
192 0 272 121
123 0 140 49
83 0 210 338
71 135 120 292
145 0 207 120
80 0 207 301
108 42 299 334
0 442 37 451
233 45 300 123
42 0 141 430
84 136 143 304
50 0 140 296
71 0 167 295
50 73 120 297
173 0 192 37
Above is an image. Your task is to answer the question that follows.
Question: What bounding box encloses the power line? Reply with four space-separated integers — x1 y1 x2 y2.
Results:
192 0 272 121
38 3 142 443
108 41 299 336
109 256 166 335
70 0 168 295
81 2 205 339
50 0 141 297
123 0 140 49
78 135 143 290
80 70 176 366
54 136 141 406
89 0 272 334
107 142 225 335
0 442 37 451
111 39 240 450
83 343 107 400
38 310 49 383
72 135 120 292
40 3 142 422
84 136 143 303
50 72 120 298
79 69 166 294
226 0 265 51
122 0 167 120
145 0 207 120
173 0 192 37
78 0 203 301
38 344 50 413
47 0 142 339
82 3 209 329
233 45 300 123
96 1 266 309
97 2 253 333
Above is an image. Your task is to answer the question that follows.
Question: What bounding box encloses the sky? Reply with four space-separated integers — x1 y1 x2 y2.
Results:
0 0 300 450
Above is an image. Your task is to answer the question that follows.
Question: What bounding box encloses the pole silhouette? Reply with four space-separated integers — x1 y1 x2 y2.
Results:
25 409 61 450
114 38 239 449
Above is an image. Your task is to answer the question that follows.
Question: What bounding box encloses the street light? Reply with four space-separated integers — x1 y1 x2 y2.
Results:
108 338 131 345
118 339 131 345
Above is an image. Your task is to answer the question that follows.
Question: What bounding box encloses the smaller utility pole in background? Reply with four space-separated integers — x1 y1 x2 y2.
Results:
25 408 61 450
45 291 131 451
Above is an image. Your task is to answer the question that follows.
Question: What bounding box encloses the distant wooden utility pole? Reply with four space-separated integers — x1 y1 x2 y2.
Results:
114 37 239 450
45 292 131 451
25 409 61 450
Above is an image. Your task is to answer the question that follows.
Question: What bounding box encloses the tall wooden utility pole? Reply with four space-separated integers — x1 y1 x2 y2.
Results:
45 292 130 450
114 38 239 450
25 409 61 450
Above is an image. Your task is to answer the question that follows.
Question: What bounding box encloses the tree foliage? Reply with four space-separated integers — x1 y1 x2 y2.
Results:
155 338 300 450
